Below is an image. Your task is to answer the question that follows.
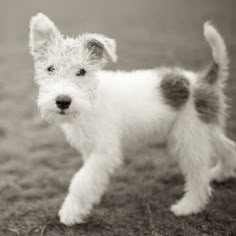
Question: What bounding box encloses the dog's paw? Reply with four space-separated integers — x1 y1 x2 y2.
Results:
210 163 236 183
170 199 204 216
59 194 85 226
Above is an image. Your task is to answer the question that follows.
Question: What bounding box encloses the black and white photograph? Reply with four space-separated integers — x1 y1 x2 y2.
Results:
0 0 235 235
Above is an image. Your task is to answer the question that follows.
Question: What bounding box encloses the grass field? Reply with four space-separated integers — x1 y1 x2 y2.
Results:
0 0 236 235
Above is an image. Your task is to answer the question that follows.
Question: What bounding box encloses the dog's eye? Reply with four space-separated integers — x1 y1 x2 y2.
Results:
47 65 55 72
76 69 86 76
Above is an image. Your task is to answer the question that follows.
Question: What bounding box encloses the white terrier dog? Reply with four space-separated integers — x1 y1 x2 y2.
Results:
29 13 236 226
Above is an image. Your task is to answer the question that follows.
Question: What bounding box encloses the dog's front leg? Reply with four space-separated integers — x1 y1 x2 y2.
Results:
59 145 122 226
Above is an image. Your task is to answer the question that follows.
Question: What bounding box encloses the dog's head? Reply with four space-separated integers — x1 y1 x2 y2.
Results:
29 13 117 123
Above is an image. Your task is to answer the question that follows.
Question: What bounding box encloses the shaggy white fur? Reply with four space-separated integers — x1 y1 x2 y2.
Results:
29 13 236 226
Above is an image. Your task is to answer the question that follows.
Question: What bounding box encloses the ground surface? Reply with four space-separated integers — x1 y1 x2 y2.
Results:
0 0 236 235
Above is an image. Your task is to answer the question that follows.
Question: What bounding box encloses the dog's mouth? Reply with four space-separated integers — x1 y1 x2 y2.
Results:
55 109 78 117
57 110 67 115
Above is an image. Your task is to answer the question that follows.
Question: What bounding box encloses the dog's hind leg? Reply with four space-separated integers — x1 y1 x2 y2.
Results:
168 103 212 216
210 130 236 182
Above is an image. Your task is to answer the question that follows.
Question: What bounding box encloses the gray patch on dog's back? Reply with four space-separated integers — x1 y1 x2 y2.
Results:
160 72 190 109
203 62 219 84
194 85 219 123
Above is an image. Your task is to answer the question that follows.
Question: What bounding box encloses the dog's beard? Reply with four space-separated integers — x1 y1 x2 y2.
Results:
42 110 78 124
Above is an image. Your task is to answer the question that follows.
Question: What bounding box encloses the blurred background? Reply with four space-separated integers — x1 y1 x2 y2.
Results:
0 0 235 235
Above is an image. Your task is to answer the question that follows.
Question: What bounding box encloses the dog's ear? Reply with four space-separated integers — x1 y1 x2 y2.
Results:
29 13 62 59
85 34 117 65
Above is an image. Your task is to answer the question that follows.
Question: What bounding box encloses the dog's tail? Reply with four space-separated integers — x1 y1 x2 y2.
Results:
202 21 229 86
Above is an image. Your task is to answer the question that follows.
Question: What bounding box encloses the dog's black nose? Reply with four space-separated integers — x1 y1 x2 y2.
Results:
56 95 72 110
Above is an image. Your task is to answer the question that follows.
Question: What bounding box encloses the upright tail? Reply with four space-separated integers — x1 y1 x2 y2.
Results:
203 21 229 86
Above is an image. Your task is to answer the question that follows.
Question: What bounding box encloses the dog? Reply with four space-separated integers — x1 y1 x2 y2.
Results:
29 13 236 226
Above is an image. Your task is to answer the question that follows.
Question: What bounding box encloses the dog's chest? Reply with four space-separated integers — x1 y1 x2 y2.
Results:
61 120 95 157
